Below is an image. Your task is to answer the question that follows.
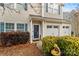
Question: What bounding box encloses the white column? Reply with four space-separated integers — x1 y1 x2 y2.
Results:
14 3 17 9
30 20 33 43
42 3 44 17
59 24 63 36
42 20 45 37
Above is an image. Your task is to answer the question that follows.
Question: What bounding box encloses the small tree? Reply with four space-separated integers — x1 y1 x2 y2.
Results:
0 3 20 16
0 3 40 16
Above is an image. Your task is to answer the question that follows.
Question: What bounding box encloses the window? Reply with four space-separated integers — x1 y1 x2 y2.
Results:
6 23 14 32
48 3 54 13
63 26 65 28
16 3 27 11
17 24 24 32
5 3 14 9
66 26 69 28
46 3 54 13
53 4 59 14
54 26 59 28
17 23 28 32
0 22 4 32
63 26 69 29
45 3 59 14
47 25 52 28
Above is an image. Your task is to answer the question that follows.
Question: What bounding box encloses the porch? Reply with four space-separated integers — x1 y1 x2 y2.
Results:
29 15 45 43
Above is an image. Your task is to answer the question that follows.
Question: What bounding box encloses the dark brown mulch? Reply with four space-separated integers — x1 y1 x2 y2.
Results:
0 43 43 56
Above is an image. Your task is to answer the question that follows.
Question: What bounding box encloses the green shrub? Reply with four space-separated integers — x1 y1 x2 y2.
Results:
42 36 79 56
42 36 57 55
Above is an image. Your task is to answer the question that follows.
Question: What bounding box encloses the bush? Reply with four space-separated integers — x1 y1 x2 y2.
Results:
42 36 79 56
0 31 30 47
42 36 57 55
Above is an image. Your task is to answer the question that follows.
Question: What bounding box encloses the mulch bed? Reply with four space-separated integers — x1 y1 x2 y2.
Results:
0 42 43 56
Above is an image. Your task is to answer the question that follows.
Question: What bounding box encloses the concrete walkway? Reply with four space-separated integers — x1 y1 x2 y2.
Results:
33 40 42 50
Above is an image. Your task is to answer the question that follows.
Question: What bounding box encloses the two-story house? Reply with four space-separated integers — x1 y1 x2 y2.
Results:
0 3 71 43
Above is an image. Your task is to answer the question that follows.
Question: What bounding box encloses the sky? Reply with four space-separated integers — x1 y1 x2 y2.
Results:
63 3 79 12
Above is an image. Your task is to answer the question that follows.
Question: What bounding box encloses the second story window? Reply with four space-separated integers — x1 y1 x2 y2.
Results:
16 3 27 11
45 3 61 15
46 3 53 13
53 4 59 14
58 5 61 15
4 3 14 9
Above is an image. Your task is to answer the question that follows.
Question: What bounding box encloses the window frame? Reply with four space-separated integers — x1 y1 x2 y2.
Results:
45 3 59 15
17 23 28 32
53 25 59 28
16 3 28 11
47 25 52 28
63 26 69 29
5 23 14 32
66 26 69 29
17 23 25 32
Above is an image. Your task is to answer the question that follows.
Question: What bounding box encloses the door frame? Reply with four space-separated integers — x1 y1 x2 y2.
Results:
33 24 40 40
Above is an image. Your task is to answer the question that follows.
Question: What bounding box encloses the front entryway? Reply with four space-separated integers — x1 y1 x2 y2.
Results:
33 24 40 40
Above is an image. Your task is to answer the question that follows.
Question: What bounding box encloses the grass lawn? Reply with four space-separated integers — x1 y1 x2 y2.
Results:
0 42 43 56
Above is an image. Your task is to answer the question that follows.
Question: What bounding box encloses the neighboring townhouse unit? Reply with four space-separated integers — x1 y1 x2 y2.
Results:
70 10 79 36
0 3 71 43
63 12 74 35
63 12 72 22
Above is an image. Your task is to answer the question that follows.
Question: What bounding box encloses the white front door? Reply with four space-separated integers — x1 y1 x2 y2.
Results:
33 24 40 40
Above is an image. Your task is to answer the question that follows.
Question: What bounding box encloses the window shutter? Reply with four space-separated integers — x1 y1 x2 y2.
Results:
0 22 4 32
25 24 28 31
46 3 48 12
24 3 27 11
58 5 61 15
